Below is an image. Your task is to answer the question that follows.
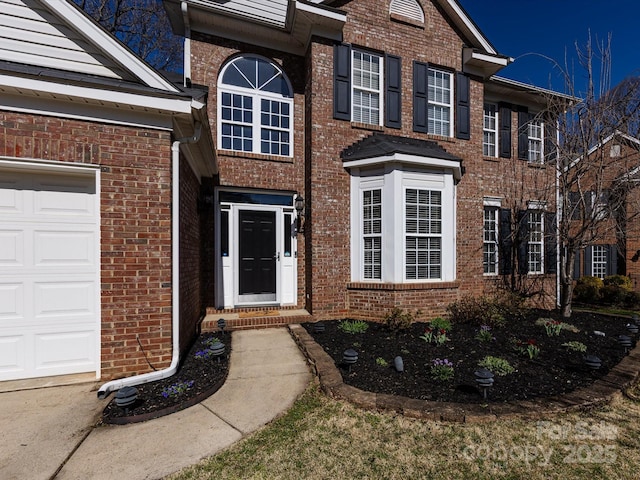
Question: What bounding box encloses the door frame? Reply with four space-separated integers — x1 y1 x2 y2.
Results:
215 189 298 309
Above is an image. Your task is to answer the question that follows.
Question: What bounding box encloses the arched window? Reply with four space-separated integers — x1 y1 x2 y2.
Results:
218 55 293 156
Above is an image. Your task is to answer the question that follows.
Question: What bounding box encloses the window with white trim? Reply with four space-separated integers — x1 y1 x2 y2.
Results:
483 206 499 274
362 189 382 279
528 118 543 163
428 69 453 136
218 55 293 156
483 104 498 157
352 50 383 125
527 210 544 274
351 167 456 283
592 245 607 279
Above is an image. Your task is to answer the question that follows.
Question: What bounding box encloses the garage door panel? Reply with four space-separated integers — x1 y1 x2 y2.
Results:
34 330 96 374
0 175 25 214
0 283 24 320
0 229 24 266
0 335 26 374
35 281 95 318
34 177 95 217
34 230 95 267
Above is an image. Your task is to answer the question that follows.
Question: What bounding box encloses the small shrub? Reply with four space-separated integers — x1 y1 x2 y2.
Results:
375 357 388 367
537 318 562 336
562 341 587 353
603 275 633 291
600 284 629 306
475 325 494 343
429 317 452 332
420 326 449 345
384 307 417 331
446 294 515 327
515 338 540 359
624 290 640 309
478 356 515 376
430 358 454 381
338 320 369 334
574 276 603 304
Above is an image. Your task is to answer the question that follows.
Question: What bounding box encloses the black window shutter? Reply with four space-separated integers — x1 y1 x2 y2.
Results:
585 246 593 276
413 61 428 133
455 72 470 140
568 191 582 220
499 208 512 275
333 43 351 120
517 210 529 274
545 212 557 274
607 244 618 275
544 114 557 163
517 107 529 160
385 54 402 129
499 103 512 158
573 249 581 279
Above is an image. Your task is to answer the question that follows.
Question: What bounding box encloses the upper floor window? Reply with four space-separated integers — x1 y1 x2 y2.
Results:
483 104 498 157
428 68 452 136
352 50 383 125
528 119 544 163
218 55 293 157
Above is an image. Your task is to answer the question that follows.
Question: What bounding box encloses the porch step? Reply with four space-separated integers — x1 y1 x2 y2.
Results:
201 309 312 332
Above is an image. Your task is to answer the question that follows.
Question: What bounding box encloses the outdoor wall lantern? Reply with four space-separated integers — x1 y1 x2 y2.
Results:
295 195 305 234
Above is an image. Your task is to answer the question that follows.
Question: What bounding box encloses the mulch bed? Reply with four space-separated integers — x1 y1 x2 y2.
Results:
303 310 637 404
102 332 231 424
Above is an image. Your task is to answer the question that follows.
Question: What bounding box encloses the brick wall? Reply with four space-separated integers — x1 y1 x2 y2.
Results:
0 111 174 379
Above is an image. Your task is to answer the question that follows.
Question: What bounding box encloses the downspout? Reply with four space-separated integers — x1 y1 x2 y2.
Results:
97 122 203 399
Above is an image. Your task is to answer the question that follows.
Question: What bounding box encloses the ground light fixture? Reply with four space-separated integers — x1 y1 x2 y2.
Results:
618 335 633 353
115 386 138 414
210 341 226 362
584 355 602 370
474 368 494 400
313 322 326 333
627 323 639 335
217 318 226 334
342 349 358 372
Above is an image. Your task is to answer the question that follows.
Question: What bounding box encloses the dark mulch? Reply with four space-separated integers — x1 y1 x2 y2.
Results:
303 310 637 403
102 332 231 424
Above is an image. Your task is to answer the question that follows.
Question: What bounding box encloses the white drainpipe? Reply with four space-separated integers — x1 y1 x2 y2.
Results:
97 123 203 399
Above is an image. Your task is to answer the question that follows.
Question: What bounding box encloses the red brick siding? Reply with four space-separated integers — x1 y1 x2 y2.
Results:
0 111 174 380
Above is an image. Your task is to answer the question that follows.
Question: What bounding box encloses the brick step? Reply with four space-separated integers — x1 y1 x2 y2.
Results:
201 309 312 332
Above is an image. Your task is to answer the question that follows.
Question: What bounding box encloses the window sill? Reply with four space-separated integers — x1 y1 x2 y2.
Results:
425 134 455 143
347 281 460 291
482 155 500 163
527 161 546 169
217 149 294 164
351 122 384 131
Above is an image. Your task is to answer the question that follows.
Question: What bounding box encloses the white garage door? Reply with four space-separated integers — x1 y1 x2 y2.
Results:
0 165 100 381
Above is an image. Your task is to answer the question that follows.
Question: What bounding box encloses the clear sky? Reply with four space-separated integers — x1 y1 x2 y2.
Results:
457 0 640 95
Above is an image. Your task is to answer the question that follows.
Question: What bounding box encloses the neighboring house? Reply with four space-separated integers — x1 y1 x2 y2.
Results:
0 0 215 390
569 132 640 286
163 0 564 326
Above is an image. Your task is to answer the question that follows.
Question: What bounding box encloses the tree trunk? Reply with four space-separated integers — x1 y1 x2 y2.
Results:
560 280 574 318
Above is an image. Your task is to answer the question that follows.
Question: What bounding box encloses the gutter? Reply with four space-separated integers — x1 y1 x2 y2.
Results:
97 122 203 399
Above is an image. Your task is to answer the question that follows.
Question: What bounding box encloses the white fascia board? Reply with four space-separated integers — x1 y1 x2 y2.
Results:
0 74 192 114
39 0 179 92
295 1 347 23
441 0 495 54
2 90 174 130
466 50 509 67
343 153 463 181
491 76 577 102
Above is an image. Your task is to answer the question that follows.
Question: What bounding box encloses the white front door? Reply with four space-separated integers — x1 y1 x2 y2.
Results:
0 164 100 381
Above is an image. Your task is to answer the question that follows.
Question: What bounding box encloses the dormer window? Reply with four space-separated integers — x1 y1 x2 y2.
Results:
218 55 293 156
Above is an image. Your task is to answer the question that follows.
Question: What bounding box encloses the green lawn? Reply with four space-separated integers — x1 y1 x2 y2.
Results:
168 382 640 480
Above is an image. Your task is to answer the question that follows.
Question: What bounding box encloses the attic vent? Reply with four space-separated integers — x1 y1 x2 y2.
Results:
390 0 425 24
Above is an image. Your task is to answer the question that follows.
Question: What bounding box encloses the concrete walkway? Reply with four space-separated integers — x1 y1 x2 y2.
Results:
0 328 311 480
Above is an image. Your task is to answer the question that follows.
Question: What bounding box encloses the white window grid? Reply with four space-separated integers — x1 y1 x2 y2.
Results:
483 104 498 157
428 69 452 136
406 189 442 279
528 119 544 164
352 50 383 125
218 56 293 157
363 189 382 279
528 210 544 274
592 245 607 279
483 206 499 274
